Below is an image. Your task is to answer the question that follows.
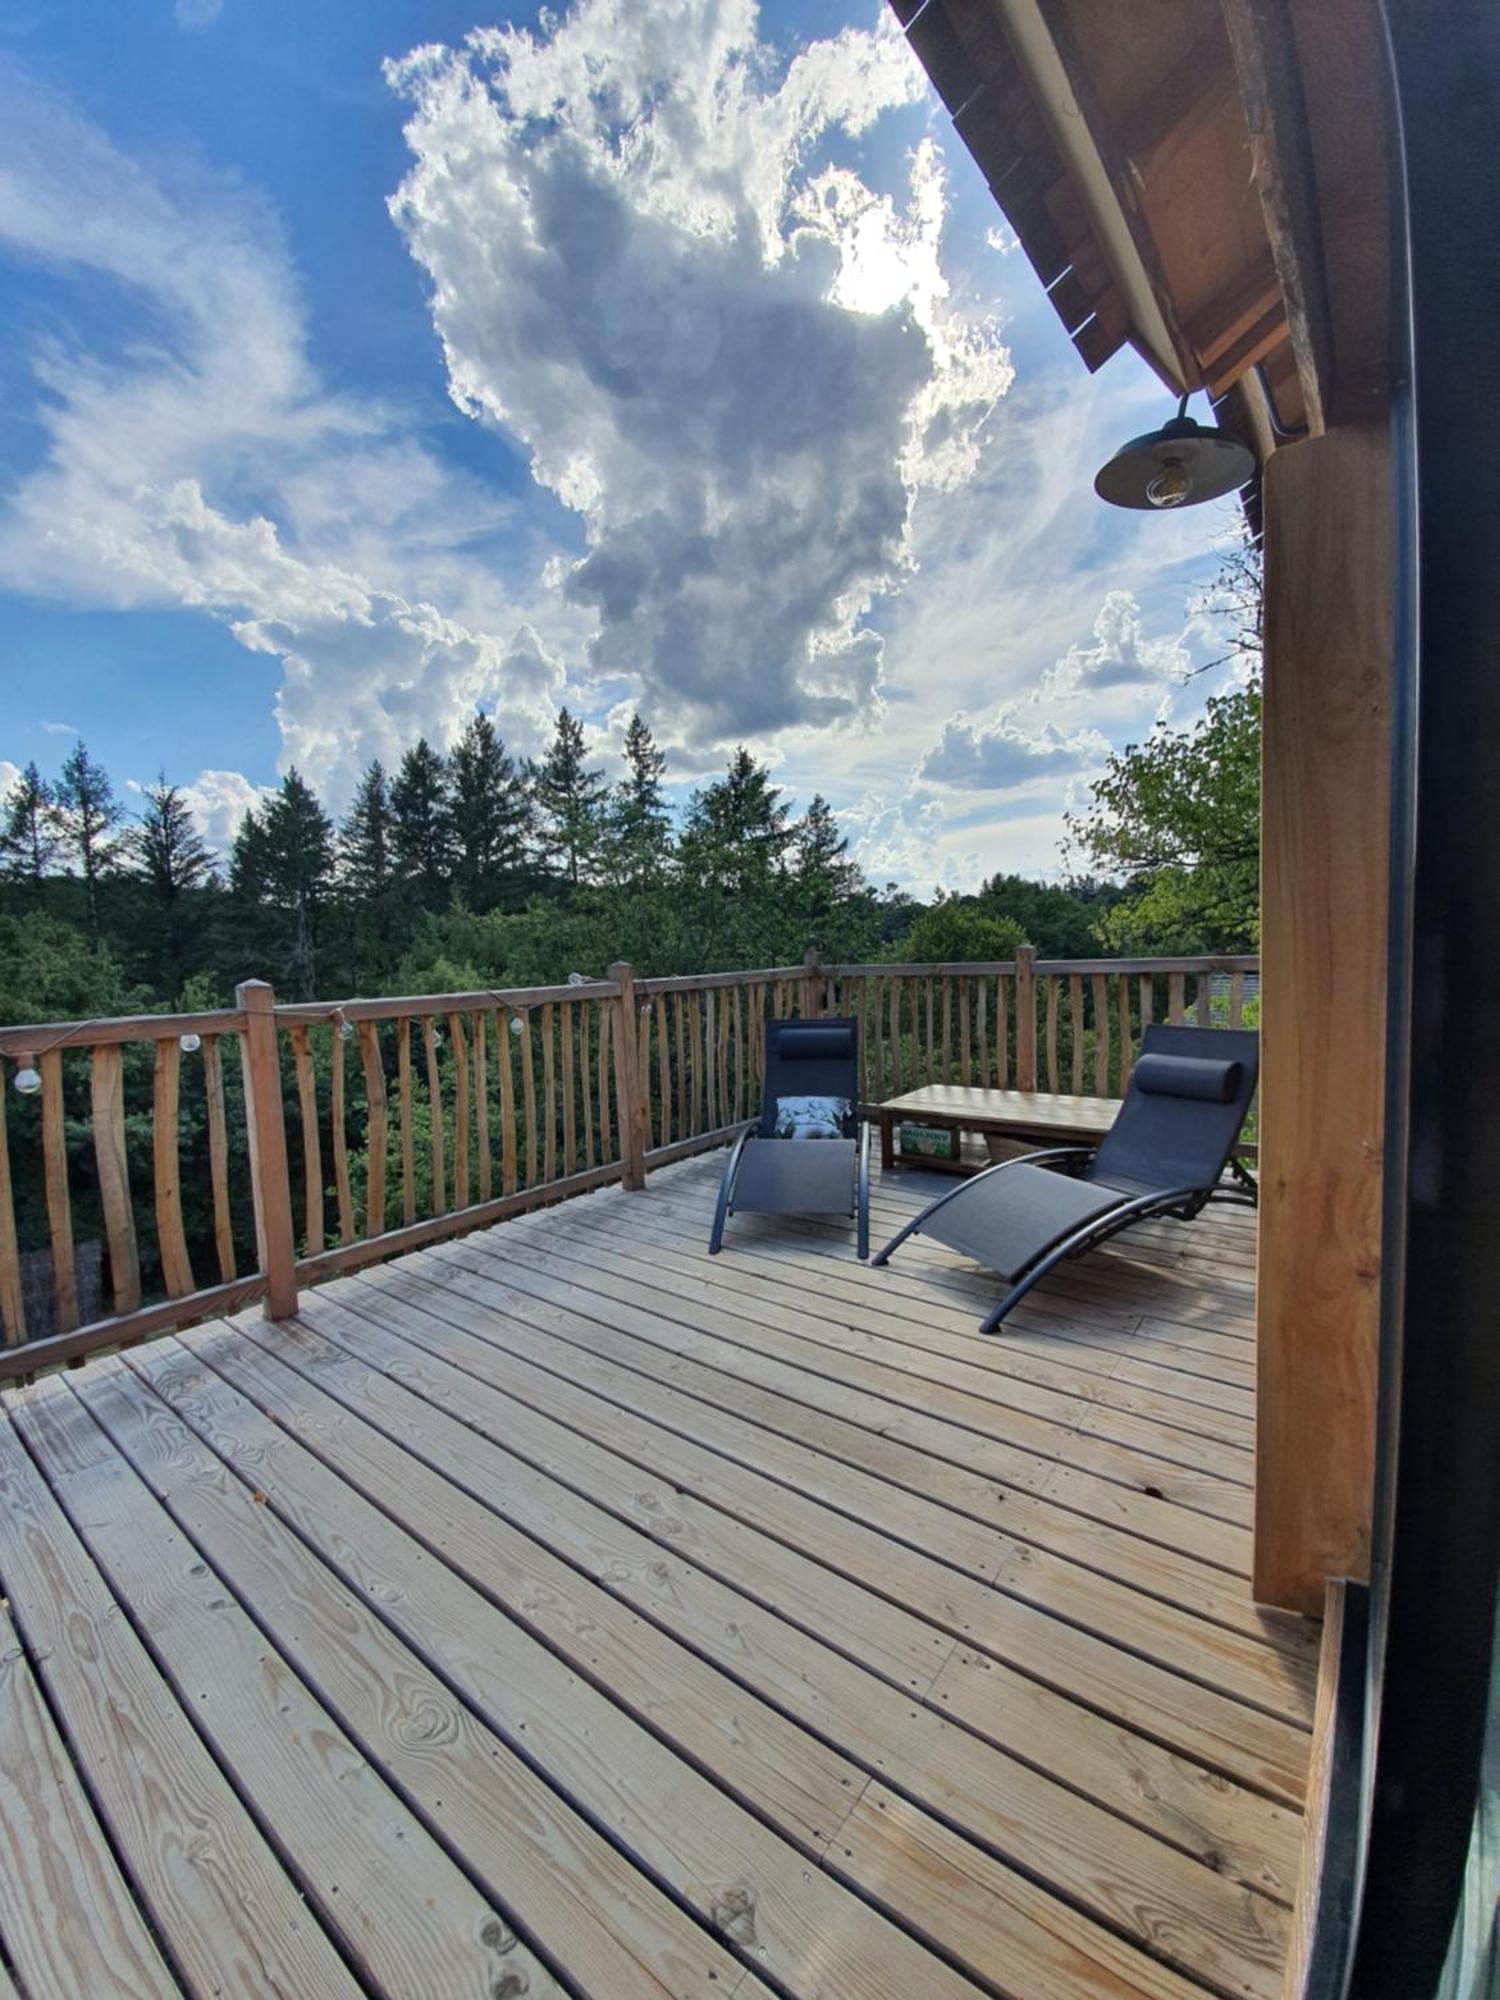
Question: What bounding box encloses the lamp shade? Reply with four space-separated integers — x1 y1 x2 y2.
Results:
1094 410 1256 511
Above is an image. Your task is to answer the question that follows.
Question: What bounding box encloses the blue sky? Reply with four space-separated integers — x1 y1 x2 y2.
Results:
0 0 1242 889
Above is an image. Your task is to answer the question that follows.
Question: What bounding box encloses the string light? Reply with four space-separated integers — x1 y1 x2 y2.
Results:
331 1008 355 1042
509 1015 525 1037
12 1055 40 1097
567 972 587 986
179 1033 202 1054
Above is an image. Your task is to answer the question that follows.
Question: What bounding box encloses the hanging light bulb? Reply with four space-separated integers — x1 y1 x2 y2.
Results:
179 1033 202 1054
1094 394 1255 511
1144 458 1193 509
12 1059 41 1097
567 971 587 986
332 1008 355 1042
432 1027 444 1048
509 1014 525 1038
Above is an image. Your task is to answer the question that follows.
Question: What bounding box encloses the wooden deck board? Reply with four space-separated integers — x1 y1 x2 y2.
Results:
0 1155 1312 2000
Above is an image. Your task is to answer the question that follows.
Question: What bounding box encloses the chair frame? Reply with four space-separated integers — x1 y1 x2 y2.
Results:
708 1018 872 1260
872 1044 1259 1333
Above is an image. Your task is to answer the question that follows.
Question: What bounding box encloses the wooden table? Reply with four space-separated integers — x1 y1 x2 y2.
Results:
877 1086 1119 1174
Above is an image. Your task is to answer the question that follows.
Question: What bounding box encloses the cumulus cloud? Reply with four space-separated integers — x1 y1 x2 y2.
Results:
918 707 1107 791
386 0 1012 749
1040 588 1189 700
0 71 544 808
175 768 275 852
175 0 223 28
0 760 21 799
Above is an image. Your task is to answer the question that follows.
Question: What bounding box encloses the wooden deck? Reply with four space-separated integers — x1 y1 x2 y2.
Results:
0 1155 1315 2000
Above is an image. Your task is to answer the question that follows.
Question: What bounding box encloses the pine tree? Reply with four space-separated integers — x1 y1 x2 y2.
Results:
448 713 531 912
531 708 608 889
794 794 863 912
679 747 792 897
390 738 454 909
54 740 123 933
608 713 673 887
338 762 397 978
0 762 60 896
129 778 215 901
128 777 217 989
230 770 335 994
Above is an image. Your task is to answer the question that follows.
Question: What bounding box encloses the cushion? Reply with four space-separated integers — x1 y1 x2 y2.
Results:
773 1094 851 1139
1132 1053 1242 1103
776 1026 855 1062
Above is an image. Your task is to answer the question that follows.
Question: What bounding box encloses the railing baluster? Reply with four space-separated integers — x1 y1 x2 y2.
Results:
1196 972 1214 1027
289 1025 324 1255
201 1034 236 1283
1069 974 1084 1094
716 987 730 1123
560 1001 576 1178
703 990 716 1131
959 976 972 1086
38 1049 78 1332
448 1013 470 1210
597 999 613 1164
151 1039 194 1302
1046 975 1060 1092
330 1020 354 1242
1139 973 1155 1033
0 1075 25 1344
580 1001 594 1170
1117 975 1134 1095
1015 946 1037 1089
473 1012 491 1204
689 991 703 1136
996 974 1009 1088
541 1002 557 1183
732 985 745 1122
519 1009 537 1188
90 1044 139 1317
638 1001 654 1149
1169 971 1187 1023
1092 972 1111 1093
674 994 688 1138
1230 970 1246 1028
608 962 645 1190
940 978 952 1084
976 977 989 1089
397 1017 416 1225
422 1015 446 1214
655 995 671 1147
499 1012 518 1196
358 1020 388 1238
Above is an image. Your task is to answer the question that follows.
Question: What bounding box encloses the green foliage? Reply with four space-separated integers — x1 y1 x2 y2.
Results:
449 713 531 912
887 896 1026 964
531 707 609 888
54 739 124 933
976 872 1121 958
1068 683 1261 952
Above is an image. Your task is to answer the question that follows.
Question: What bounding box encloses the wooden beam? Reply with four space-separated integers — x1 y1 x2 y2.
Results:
1219 0 1333 432
1254 425 1391 1613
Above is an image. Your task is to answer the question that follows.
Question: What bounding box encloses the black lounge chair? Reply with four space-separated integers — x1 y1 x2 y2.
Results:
872 1023 1258 1333
709 1018 871 1260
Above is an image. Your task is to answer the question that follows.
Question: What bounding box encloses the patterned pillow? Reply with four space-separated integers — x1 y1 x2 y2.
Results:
773 1094 850 1140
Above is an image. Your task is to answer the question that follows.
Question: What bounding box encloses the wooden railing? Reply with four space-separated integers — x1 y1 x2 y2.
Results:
0 948 1255 1379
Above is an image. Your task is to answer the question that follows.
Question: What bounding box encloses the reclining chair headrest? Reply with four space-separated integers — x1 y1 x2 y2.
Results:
776 1026 855 1061
1132 1052 1242 1103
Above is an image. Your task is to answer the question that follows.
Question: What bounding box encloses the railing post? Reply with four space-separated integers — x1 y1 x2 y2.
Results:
608 963 648 1191
236 980 298 1318
1015 944 1038 1091
801 948 822 1019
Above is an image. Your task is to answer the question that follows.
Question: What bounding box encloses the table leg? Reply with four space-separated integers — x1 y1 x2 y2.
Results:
880 1109 896 1172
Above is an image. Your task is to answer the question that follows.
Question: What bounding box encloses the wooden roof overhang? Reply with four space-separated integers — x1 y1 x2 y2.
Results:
890 0 1386 495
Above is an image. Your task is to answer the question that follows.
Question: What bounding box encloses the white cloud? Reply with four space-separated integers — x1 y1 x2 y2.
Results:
176 768 274 852
175 0 223 28
0 71 547 810
385 1 1011 751
918 707 1108 791
39 719 78 736
1040 588 1190 700
0 760 21 799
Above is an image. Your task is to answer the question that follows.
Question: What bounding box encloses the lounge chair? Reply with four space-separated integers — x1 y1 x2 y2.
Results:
709 1018 871 1260
872 1023 1258 1332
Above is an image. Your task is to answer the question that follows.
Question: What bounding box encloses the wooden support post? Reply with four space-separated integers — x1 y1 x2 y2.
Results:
236 980 297 1320
608 963 648 1191
1015 945 1038 1091
1255 425 1391 1614
801 948 822 1020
